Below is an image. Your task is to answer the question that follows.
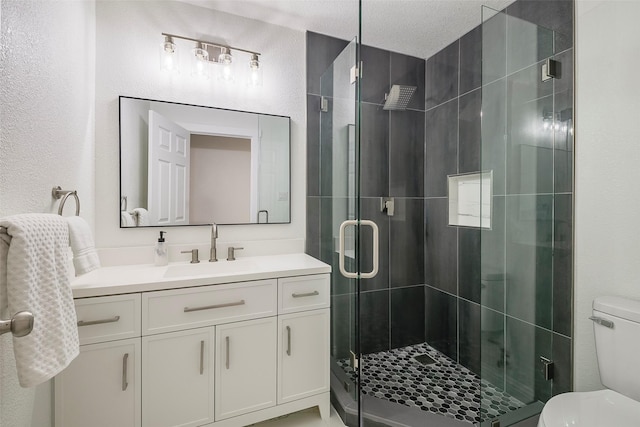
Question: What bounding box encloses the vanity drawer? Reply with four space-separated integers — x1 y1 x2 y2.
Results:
143 279 277 335
74 294 142 345
278 274 330 314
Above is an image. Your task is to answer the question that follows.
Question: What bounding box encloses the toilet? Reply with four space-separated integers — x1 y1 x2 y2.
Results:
538 296 640 426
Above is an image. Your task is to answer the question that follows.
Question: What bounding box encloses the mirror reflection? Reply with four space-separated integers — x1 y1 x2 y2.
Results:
119 96 290 227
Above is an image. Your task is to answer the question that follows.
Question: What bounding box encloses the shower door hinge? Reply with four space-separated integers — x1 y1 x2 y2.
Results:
349 350 359 370
350 62 362 84
320 96 329 113
491 420 501 427
542 58 559 82
540 356 555 381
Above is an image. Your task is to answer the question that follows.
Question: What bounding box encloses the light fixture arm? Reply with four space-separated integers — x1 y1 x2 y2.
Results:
161 33 260 57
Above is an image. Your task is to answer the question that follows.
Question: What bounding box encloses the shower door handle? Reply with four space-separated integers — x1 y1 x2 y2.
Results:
338 219 379 279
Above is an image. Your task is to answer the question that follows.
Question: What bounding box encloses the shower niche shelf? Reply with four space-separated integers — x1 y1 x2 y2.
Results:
448 171 492 229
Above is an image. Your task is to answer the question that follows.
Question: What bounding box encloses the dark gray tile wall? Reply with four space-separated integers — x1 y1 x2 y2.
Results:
391 286 426 348
425 100 457 197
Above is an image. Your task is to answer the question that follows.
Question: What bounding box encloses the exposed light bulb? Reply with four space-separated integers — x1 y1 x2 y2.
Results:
247 53 262 87
160 36 179 73
217 47 234 82
222 63 232 80
191 43 210 79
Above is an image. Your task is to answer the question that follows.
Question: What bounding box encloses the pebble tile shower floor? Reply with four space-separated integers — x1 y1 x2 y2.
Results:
338 343 524 424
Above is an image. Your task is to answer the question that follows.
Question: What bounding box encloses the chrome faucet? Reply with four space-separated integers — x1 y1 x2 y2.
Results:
209 223 218 262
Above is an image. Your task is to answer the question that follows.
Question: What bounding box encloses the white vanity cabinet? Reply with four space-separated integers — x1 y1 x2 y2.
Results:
142 328 215 427
278 310 330 404
277 275 331 405
214 317 277 420
54 294 142 427
56 255 330 427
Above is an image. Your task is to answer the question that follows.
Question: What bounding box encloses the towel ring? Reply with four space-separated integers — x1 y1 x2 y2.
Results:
52 186 80 216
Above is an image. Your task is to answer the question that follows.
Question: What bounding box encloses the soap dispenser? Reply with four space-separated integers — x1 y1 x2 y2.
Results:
154 231 168 266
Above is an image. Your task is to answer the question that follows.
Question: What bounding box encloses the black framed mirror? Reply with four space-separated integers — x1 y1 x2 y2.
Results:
119 96 291 227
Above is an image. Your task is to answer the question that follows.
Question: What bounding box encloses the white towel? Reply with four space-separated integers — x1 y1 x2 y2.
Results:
0 214 79 388
120 211 135 227
131 208 150 226
65 216 101 276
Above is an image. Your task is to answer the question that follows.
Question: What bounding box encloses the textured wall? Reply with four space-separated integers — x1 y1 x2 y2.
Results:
574 0 640 391
0 0 96 223
0 1 96 426
95 0 306 250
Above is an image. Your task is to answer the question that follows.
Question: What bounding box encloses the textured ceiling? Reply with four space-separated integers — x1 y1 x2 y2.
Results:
180 0 515 59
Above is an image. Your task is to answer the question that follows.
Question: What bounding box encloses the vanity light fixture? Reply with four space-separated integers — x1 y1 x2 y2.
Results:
160 35 179 73
191 41 210 79
218 47 234 82
248 53 263 87
160 33 261 86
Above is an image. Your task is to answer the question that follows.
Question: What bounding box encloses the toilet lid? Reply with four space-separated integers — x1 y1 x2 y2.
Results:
541 390 640 427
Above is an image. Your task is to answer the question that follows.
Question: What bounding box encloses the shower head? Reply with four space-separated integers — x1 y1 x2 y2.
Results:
383 85 417 110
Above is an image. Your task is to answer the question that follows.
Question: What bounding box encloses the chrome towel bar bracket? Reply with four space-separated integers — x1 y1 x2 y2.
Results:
52 186 80 216
0 311 34 337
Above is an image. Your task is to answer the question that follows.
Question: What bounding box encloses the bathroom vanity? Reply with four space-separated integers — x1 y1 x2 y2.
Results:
54 253 330 427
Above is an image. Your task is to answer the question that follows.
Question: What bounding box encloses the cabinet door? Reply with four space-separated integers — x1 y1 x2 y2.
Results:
142 328 214 427
278 309 330 404
215 317 277 420
54 338 141 427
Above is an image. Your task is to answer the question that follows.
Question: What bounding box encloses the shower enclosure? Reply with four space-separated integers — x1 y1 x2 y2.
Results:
307 1 573 426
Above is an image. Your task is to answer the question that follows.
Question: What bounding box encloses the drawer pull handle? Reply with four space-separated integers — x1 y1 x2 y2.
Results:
122 353 129 391
200 340 205 375
292 291 319 298
225 336 230 370
184 300 245 313
286 326 291 356
77 315 121 327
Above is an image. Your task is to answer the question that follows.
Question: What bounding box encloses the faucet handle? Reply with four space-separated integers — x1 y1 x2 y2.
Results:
181 249 200 264
227 247 244 261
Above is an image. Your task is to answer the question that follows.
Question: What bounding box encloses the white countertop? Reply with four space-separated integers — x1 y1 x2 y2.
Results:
71 253 331 298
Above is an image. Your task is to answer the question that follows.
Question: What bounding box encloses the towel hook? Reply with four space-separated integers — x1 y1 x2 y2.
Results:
52 186 80 216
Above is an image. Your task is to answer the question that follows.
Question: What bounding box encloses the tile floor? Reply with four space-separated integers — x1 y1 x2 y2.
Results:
252 406 346 427
252 342 538 427
338 343 524 424
252 405 539 427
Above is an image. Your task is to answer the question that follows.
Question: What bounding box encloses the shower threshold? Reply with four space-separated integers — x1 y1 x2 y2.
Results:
333 343 524 426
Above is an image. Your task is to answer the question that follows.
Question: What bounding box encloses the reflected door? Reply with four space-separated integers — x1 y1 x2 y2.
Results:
147 110 190 226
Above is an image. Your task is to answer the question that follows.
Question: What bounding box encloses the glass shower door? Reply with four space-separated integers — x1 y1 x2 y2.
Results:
321 38 380 425
481 6 564 426
320 38 361 416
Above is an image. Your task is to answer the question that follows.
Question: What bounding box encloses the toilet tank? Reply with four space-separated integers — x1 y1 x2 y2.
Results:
592 296 640 402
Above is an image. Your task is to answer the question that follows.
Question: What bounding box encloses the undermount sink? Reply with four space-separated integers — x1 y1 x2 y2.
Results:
163 259 256 278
